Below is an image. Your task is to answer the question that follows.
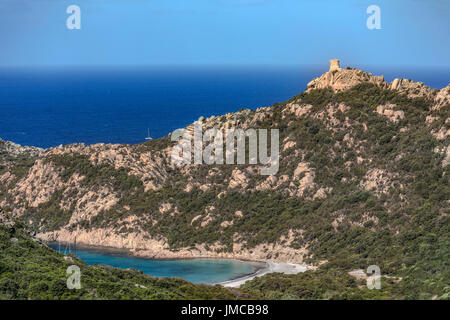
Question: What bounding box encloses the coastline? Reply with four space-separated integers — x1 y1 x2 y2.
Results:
217 262 308 287
46 240 309 286
38 229 309 265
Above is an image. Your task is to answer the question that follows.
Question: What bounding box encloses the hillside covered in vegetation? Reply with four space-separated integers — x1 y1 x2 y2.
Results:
0 62 449 299
0 223 253 299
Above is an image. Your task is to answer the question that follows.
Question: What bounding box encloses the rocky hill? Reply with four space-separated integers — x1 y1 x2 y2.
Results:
0 60 449 299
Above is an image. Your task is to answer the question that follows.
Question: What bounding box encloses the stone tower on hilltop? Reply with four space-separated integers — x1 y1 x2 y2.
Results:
307 59 387 92
329 59 341 72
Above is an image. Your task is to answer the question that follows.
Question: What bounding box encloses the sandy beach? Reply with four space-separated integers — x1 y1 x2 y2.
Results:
218 262 308 287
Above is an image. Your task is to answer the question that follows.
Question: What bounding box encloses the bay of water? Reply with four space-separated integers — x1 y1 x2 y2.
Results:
48 243 261 284
1 65 448 149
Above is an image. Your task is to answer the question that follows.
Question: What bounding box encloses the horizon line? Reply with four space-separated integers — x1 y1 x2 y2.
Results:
1 63 450 69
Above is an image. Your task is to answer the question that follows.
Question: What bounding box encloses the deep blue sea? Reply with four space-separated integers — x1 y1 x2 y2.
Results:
1 65 448 148
48 243 261 284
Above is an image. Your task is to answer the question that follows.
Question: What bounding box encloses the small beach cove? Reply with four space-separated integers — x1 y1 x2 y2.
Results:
48 242 307 285
218 262 308 287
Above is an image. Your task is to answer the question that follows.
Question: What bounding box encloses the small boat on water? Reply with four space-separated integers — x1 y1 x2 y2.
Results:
145 128 153 141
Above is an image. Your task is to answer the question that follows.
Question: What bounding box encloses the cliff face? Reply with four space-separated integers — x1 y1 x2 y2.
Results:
0 62 449 269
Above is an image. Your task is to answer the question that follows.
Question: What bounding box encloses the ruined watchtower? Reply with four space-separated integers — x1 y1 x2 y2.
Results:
329 59 341 72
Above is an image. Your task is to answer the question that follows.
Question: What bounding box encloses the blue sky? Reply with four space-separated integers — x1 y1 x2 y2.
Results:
0 0 449 67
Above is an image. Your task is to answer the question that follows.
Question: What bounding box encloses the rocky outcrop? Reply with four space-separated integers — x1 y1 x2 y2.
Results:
291 162 316 197
443 146 450 167
360 168 400 196
0 138 42 158
434 84 450 109
228 169 249 189
435 145 450 167
376 104 405 123
0 172 16 187
307 60 449 110
390 78 434 99
432 126 450 140
283 103 312 119
307 60 387 92
47 143 172 192
8 159 63 209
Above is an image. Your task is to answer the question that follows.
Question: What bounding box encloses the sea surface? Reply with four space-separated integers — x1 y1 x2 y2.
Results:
1 65 448 148
48 242 262 284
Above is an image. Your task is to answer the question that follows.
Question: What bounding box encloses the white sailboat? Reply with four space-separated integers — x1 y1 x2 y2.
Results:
145 128 153 141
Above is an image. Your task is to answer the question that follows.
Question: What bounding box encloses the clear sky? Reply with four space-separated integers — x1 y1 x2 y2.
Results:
1 0 449 67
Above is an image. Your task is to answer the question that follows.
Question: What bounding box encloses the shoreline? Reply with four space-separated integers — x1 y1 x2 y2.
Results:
43 236 307 264
47 240 269 263
217 261 308 287
46 240 309 286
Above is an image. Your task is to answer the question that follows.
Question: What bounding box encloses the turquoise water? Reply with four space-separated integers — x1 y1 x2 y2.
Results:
48 243 261 284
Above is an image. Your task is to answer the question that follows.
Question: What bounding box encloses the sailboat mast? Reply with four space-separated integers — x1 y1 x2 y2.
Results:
145 128 152 140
